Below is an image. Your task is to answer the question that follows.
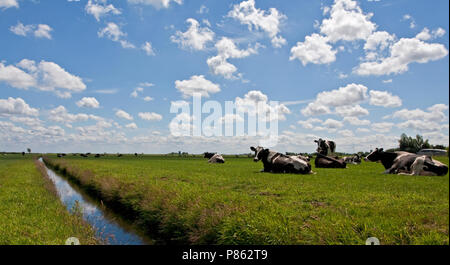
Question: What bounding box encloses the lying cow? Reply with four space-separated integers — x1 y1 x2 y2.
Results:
314 138 336 156
343 154 361 165
250 146 312 174
315 153 347 168
204 152 225 163
365 148 448 176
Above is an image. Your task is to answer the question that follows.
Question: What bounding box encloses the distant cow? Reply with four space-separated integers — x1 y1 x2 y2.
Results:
365 148 448 176
343 154 362 165
117 154 123 157
95 154 101 158
315 153 347 168
314 138 336 156
250 146 312 174
204 152 225 163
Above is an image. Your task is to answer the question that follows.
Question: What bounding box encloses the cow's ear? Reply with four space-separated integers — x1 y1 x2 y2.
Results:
264 148 269 152
250 146 256 151
379 148 383 152
314 140 318 143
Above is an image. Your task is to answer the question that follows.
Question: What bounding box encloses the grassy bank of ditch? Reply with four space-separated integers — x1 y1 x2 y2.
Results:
42 155 449 245
0 155 98 245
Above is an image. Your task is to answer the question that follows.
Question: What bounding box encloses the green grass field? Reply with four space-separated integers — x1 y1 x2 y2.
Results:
0 155 98 245
40 154 449 245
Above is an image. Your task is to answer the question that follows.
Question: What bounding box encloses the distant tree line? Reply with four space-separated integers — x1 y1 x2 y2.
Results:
385 133 448 154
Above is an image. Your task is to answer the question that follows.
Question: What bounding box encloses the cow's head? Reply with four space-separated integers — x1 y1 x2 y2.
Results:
204 152 215 159
314 138 328 155
365 148 384 162
250 146 269 162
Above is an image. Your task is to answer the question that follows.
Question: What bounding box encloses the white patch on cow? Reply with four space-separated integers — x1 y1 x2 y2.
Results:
399 155 436 176
394 153 412 163
267 150 278 163
272 155 280 164
291 156 307 170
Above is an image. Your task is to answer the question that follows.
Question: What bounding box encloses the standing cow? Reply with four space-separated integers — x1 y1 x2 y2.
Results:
250 146 312 174
314 138 336 156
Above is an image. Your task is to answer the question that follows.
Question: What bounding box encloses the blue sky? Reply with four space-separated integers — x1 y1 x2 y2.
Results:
0 0 448 154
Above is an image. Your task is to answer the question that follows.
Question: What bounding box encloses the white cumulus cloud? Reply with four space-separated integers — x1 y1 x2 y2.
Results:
0 97 39 117
10 22 53 39
85 0 121 22
0 0 18 9
228 0 287 48
171 18 215 51
76 97 100 108
115 109 133 120
369 90 402 108
175 75 221 98
0 59 86 98
355 37 448 76
207 37 260 79
320 0 376 43
290 34 337 66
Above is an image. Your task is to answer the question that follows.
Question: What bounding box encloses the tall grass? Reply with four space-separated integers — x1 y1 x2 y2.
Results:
0 155 98 245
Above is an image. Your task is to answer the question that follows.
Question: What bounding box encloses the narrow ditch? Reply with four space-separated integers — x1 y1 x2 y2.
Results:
38 158 153 245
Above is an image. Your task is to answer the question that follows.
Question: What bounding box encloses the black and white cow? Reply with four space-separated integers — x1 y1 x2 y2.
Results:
204 152 225 163
250 146 312 174
365 148 448 176
314 138 336 156
343 154 362 165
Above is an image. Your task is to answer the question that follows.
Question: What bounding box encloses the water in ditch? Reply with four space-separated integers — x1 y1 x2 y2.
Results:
38 158 152 245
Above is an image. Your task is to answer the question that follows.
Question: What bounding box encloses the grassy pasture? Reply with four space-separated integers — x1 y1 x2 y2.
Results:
41 154 449 245
0 155 98 245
